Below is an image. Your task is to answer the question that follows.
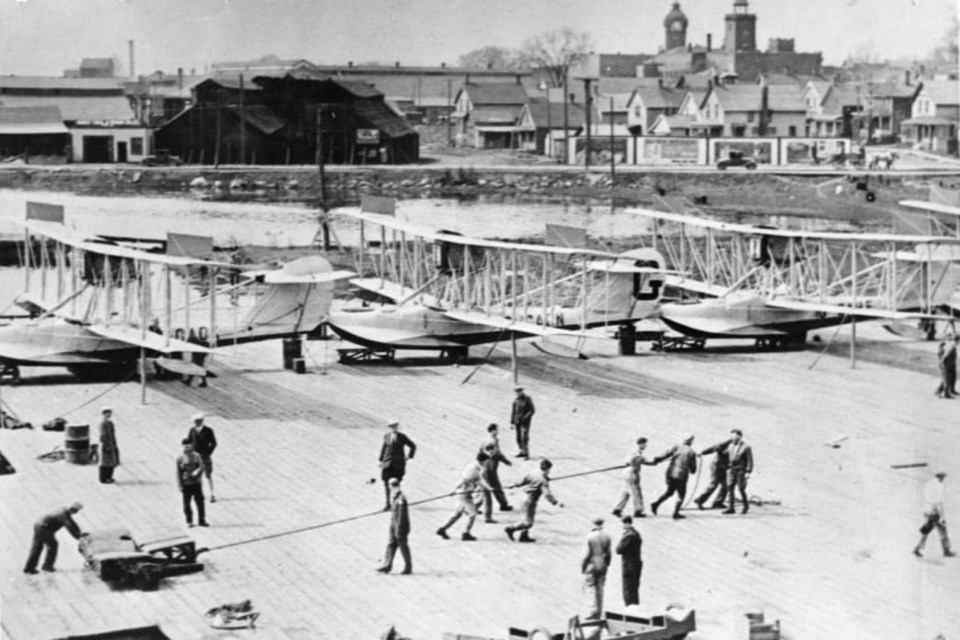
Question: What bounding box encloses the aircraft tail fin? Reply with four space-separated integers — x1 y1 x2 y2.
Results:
220 256 339 343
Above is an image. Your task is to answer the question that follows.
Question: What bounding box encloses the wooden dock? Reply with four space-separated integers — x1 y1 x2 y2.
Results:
1 325 958 639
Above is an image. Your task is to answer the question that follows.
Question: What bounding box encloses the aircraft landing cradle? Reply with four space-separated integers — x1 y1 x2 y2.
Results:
0 325 956 639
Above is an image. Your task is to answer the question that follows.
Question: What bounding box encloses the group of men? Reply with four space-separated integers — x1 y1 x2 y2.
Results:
581 515 644 619
611 430 754 522
23 411 219 575
935 335 958 399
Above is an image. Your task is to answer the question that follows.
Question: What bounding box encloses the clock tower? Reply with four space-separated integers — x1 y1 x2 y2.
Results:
723 0 757 52
663 2 688 51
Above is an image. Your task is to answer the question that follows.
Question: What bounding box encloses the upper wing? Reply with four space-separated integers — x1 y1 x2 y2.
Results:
899 200 960 218
442 309 588 338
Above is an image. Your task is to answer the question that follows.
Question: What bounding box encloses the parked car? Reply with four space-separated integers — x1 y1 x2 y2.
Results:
141 150 183 166
717 150 757 171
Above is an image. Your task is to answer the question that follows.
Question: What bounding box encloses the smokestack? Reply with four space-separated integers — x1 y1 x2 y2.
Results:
128 40 135 79
707 33 712 52
760 85 769 136
177 68 183 90
395 61 400 68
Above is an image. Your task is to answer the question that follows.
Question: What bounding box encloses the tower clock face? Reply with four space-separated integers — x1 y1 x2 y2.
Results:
671 20 684 30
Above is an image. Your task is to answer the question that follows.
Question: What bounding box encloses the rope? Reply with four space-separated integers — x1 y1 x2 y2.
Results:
807 317 848 371
57 368 140 419
199 463 626 555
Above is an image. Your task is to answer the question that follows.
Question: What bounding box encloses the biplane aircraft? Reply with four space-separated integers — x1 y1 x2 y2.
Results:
328 198 667 361
628 208 960 348
0 202 352 383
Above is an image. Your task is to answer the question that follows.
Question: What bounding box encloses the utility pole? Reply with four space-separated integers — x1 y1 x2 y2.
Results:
583 77 593 172
446 78 452 147
214 87 222 167
562 66 569 165
239 73 246 165
316 108 330 250
609 95 615 183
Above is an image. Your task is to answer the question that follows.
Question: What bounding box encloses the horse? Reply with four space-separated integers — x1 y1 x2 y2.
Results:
868 151 898 170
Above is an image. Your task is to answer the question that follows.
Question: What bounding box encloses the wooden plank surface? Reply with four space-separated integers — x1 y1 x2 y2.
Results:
1 325 958 639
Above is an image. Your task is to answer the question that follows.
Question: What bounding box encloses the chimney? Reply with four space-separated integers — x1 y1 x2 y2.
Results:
760 84 769 136
687 43 692 52
658 78 663 88
128 40 135 79
441 62 446 69
348 60 353 68
516 74 522 85
177 68 183 90
465 73 471 84
190 68 195 76
707 33 712 52
905 69 910 86
395 61 400 68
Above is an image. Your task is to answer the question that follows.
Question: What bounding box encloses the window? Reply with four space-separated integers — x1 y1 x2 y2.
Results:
767 126 777 135
130 137 143 155
788 126 797 137
746 111 755 123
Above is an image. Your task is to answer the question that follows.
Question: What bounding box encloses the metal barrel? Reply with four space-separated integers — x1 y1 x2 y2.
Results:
64 424 90 464
282 337 302 370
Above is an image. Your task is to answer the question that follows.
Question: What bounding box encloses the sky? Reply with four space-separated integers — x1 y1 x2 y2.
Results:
0 0 955 77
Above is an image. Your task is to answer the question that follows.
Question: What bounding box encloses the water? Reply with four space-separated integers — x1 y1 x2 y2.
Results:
0 188 854 249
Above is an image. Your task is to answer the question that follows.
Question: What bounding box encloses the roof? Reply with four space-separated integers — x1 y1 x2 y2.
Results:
868 81 919 99
823 84 861 109
225 105 286 135
597 77 646 95
523 101 586 128
461 82 528 106
471 105 524 124
902 116 955 126
597 54 653 77
0 76 125 91
0 106 68 134
353 101 418 139
921 80 959 106
656 114 697 130
0 95 133 121
710 84 806 112
598 93 633 112
632 86 688 109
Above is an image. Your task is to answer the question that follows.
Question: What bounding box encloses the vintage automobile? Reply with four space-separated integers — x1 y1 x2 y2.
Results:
141 150 183 167
79 528 204 590
717 150 758 171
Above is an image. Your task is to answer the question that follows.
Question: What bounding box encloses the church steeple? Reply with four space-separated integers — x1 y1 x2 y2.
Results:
663 2 688 51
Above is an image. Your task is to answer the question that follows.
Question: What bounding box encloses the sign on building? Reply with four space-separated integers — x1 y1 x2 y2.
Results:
357 129 380 145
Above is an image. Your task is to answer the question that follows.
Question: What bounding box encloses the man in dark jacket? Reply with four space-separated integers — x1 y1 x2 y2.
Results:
379 421 416 511
695 437 732 510
650 435 698 520
510 387 535 458
98 407 119 484
176 439 208 527
24 502 85 574
186 413 218 502
615 515 643 607
724 429 754 515
480 423 513 520
376 478 412 574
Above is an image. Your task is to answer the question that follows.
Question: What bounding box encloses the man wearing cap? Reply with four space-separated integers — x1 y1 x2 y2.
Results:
510 387 535 458
437 452 491 541
379 421 416 511
581 517 612 620
723 429 754 515
98 408 119 484
650 435 697 520
186 414 218 502
914 471 955 558
480 423 513 520
176 438 208 527
505 458 564 543
24 503 85 574
377 478 412 574
615 515 643 607
612 437 659 519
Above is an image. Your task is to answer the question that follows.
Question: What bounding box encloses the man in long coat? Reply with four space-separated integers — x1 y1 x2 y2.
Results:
724 429 754 515
377 478 412 574
98 407 119 484
615 515 643 607
510 387 535 458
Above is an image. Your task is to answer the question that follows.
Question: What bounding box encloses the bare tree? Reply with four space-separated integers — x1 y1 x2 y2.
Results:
518 28 594 87
458 47 521 70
